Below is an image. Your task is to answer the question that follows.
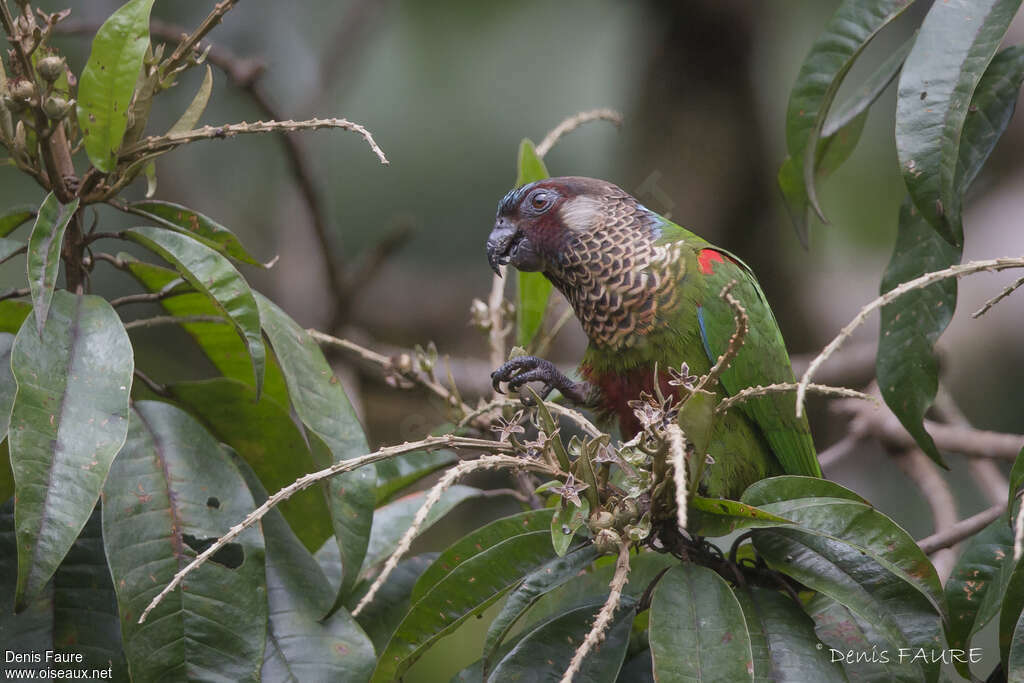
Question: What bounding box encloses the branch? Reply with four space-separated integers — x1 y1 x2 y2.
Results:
488 268 509 380
535 108 623 159
560 541 630 683
716 382 874 414
124 314 226 331
894 448 958 581
108 277 186 308
118 118 388 165
0 243 26 266
796 257 1024 417
973 274 1024 318
159 0 241 82
138 435 515 623
917 502 1007 554
0 287 29 302
666 424 688 533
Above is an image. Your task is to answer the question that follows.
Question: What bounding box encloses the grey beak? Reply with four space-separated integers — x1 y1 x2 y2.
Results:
486 220 518 275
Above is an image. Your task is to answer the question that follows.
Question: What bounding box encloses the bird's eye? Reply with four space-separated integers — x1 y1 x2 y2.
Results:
529 191 552 212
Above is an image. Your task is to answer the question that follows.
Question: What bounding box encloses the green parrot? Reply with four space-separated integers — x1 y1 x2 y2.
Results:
486 176 819 499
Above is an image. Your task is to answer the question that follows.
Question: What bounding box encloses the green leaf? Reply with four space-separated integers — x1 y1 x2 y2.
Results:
1010 609 1024 683
75 0 155 172
0 237 24 263
1010 447 1024 516
124 226 266 395
373 510 558 682
9 292 132 609
169 378 332 552
412 508 554 603
362 485 485 571
482 544 601 675
488 598 634 682
1000 559 1024 672
822 35 914 139
649 564 754 682
0 301 30 334
26 193 79 334
688 495 794 538
102 402 267 682
742 474 868 506
125 199 262 265
782 0 918 244
125 257 288 404
736 586 844 682
0 205 35 238
348 554 436 652
895 0 1021 245
256 293 373 599
514 138 553 348
374 449 456 505
945 516 1015 679
0 333 15 439
167 64 213 136
551 496 588 557
231 452 375 682
0 442 11 505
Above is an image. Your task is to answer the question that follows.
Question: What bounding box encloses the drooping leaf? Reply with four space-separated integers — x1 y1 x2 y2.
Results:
649 563 754 682
688 494 794 538
0 205 35 237
9 292 132 609
551 495 588 557
736 586 844 682
124 226 266 395
347 554 436 652
895 0 1022 245
124 257 288 404
374 448 456 505
1010 609 1024 683
373 509 557 682
0 501 51 678
0 442 11 505
781 0 918 244
167 64 214 136
26 193 79 334
514 138 553 348
169 378 332 552
1000 560 1024 672
75 0 155 172
488 598 634 682
482 544 601 675
0 333 14 439
231 453 375 683
256 293 373 599
0 237 24 264
945 516 1015 679
125 199 262 265
102 401 267 682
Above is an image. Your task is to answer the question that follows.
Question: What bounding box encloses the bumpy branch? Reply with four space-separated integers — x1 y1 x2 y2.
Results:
666 423 688 533
160 0 241 82
535 108 623 159
716 382 874 414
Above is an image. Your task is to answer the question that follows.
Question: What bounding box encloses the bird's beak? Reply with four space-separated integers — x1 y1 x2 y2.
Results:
486 218 519 276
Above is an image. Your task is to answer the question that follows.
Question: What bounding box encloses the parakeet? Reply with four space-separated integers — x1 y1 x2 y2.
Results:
486 176 819 499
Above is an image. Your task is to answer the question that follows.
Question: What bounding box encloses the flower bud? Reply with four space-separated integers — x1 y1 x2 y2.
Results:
42 95 71 120
9 79 35 102
588 510 615 533
613 499 639 526
593 528 621 555
36 56 64 83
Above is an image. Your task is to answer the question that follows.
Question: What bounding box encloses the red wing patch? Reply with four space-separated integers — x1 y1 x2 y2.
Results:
697 249 724 275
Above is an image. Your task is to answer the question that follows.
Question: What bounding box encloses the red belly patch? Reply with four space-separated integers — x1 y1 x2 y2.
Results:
581 363 680 437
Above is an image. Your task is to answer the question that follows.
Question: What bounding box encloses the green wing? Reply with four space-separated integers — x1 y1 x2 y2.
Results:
692 246 821 478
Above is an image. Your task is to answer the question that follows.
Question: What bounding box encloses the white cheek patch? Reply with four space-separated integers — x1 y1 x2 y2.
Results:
559 196 601 232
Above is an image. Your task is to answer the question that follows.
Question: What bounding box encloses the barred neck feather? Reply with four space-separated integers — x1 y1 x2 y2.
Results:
544 195 686 349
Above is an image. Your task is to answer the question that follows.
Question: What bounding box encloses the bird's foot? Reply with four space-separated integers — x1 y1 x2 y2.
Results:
490 356 590 405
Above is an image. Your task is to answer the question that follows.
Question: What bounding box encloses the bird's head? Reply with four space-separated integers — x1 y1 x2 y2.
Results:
486 176 630 275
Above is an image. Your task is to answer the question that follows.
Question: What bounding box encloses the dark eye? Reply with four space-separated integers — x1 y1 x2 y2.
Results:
529 191 552 212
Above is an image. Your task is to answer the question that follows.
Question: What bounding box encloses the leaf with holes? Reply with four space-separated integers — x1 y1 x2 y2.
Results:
124 227 265 395
75 0 155 172
514 138 553 348
102 401 266 682
8 292 131 609
26 193 79 334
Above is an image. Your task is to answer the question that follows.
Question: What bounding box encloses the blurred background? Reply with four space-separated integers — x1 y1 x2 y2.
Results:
4 1 1024 678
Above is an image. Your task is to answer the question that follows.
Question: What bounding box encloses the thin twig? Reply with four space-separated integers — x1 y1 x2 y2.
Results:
535 108 623 159
796 257 1024 417
138 435 516 623
124 314 226 331
894 448 958 582
973 274 1024 318
109 278 186 308
133 369 170 398
488 268 508 380
917 502 1007 554
351 453 559 617
160 0 241 82
716 382 874 414
666 424 688 533
560 541 631 683
0 287 29 302
0 243 26 266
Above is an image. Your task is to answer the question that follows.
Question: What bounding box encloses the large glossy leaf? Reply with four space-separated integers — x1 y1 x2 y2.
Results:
373 509 557 682
362 485 485 572
781 0 917 244
650 563 754 682
26 193 79 334
125 227 266 394
1000 560 1024 672
1010 610 1024 683
9 292 131 609
482 544 601 674
102 401 267 682
0 205 35 237
0 503 127 678
880 46 1024 469
75 0 155 172
374 448 456 505
488 598 634 682
895 0 1021 245
169 378 332 552
688 494 795 538
945 517 1015 679
231 453 375 682
348 554 436 652
125 199 261 265
0 301 31 334
0 333 14 439
737 587 843 682
514 138 553 348
256 293 373 599
125 258 288 404
0 442 11 505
